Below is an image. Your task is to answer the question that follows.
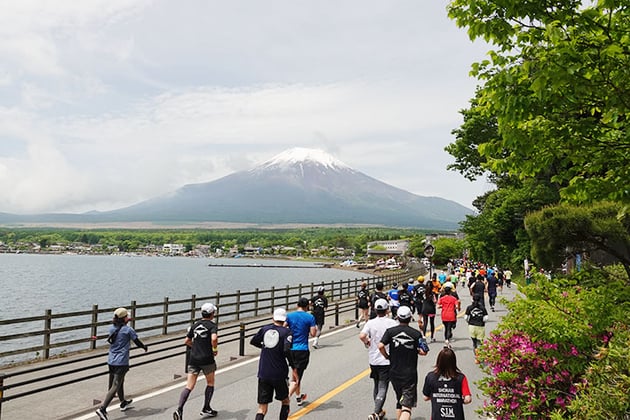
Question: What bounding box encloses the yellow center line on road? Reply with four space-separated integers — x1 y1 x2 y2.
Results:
288 368 371 419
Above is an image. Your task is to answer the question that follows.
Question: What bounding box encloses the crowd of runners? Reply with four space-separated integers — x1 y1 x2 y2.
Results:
95 262 510 420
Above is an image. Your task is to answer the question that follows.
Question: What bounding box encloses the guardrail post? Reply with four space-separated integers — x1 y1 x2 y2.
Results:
271 286 275 309
130 301 137 329
43 309 52 360
90 305 98 350
1 372 5 418
254 288 259 317
235 290 241 321
239 323 245 356
191 294 197 323
335 303 340 326
285 285 289 307
162 297 169 335
215 292 221 324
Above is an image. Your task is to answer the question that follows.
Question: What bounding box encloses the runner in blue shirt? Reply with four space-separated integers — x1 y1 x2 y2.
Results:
95 308 147 420
285 297 316 407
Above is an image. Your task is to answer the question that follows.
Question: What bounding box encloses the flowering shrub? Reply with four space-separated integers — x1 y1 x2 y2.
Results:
477 332 580 419
476 268 629 419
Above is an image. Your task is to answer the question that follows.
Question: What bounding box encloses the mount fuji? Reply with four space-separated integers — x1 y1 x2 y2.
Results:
0 148 473 229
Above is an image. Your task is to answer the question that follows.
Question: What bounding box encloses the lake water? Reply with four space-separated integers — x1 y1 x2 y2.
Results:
0 253 359 320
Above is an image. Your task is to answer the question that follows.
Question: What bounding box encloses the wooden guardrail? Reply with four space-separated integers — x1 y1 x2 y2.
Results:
0 269 423 418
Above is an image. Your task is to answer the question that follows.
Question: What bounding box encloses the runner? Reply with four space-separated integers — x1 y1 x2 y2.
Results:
356 282 370 328
422 347 472 420
437 287 460 346
420 282 437 342
469 274 486 307
387 282 400 318
310 286 328 349
250 308 293 420
95 307 147 420
359 298 397 420
286 297 317 407
369 282 388 319
173 303 219 420
378 306 429 420
464 295 488 364
486 270 499 311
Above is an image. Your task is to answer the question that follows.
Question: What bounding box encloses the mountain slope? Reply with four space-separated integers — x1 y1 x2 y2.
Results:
0 148 473 229
94 148 473 229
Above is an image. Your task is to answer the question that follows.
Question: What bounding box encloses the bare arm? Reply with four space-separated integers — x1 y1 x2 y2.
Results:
378 342 388 359
211 333 218 355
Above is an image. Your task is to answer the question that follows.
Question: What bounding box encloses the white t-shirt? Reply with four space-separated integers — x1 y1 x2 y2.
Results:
361 315 398 366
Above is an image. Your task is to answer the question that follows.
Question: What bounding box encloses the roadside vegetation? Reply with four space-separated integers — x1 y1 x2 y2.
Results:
447 0 630 418
0 227 453 260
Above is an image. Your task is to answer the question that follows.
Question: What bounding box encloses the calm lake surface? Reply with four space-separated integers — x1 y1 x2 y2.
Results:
0 253 360 320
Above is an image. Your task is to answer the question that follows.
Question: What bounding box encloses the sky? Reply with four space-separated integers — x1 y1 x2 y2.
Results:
0 0 494 215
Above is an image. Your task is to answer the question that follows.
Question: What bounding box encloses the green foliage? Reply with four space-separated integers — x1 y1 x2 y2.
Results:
525 201 630 277
448 0 630 205
477 269 629 419
461 181 558 267
562 322 630 420
430 237 466 265
0 227 430 256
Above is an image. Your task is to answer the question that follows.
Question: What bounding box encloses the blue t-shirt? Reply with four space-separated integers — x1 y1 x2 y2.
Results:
107 324 138 366
286 310 315 351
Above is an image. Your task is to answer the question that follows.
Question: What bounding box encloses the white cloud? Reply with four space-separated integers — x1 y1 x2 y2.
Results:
0 1 492 214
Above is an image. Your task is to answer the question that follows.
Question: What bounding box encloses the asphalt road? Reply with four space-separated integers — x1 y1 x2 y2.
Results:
65 285 515 420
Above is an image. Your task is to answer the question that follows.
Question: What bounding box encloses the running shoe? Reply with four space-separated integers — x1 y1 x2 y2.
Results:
296 393 307 406
367 413 378 420
120 399 133 411
378 410 386 419
95 407 108 420
200 407 218 417
172 408 182 420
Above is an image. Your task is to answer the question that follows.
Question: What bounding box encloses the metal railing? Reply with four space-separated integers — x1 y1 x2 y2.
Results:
0 269 423 418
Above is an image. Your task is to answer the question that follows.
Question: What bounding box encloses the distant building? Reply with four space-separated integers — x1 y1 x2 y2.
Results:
162 243 185 255
366 240 409 257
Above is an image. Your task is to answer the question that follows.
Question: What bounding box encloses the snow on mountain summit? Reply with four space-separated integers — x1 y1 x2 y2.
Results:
256 148 351 171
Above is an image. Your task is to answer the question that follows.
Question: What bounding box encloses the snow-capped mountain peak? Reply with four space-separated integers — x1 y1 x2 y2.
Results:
255 148 351 171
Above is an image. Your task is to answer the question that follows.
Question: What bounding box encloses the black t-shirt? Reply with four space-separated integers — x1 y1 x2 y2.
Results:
311 295 328 314
250 323 292 381
398 289 413 308
471 280 485 297
465 303 487 326
380 324 423 381
369 291 388 318
486 275 499 293
422 371 467 420
357 288 369 308
187 319 218 365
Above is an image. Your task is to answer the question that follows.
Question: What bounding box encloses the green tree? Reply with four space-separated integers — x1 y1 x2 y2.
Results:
431 237 466 266
448 0 630 205
525 201 630 278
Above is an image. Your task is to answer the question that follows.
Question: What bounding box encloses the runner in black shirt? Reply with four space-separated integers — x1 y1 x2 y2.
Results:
310 286 328 348
174 303 219 420
378 306 429 420
250 308 293 420
356 282 370 328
